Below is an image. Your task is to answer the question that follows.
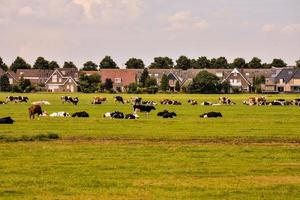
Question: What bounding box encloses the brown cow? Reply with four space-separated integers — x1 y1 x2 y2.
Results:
244 96 266 106
92 97 106 104
28 105 43 119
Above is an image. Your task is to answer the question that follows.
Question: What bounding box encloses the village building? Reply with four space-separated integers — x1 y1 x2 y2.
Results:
45 68 79 92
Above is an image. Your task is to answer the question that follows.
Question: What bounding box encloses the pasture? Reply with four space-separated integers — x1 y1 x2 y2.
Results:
0 93 299 199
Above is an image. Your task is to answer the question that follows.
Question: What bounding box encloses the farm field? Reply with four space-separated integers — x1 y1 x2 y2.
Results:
0 93 300 199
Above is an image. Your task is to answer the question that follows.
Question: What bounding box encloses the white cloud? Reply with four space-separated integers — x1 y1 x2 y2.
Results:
18 6 33 16
73 0 142 22
166 11 208 31
262 24 276 32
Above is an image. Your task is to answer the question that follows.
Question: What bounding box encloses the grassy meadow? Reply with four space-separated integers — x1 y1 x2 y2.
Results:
0 93 299 199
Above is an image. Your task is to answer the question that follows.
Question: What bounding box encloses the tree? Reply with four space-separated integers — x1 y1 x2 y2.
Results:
125 58 145 69
99 56 118 69
175 80 181 92
33 57 50 69
248 57 262 68
231 58 246 68
103 78 114 91
149 57 173 69
194 56 210 69
63 61 77 68
0 74 11 91
79 73 101 93
175 55 192 70
160 74 169 91
253 75 266 93
0 57 8 71
270 59 287 68
296 59 300 68
139 68 150 87
146 77 157 87
82 61 98 71
10 57 31 72
211 57 229 68
128 83 139 93
188 71 221 93
49 61 60 69
19 76 32 92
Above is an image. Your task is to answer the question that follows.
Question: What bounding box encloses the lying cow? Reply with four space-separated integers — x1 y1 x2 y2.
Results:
157 110 177 118
104 111 124 119
92 97 106 104
0 101 6 104
160 99 182 105
142 101 157 106
28 105 43 119
32 100 51 105
244 96 266 106
0 117 15 124
6 96 29 103
200 112 222 118
115 96 124 104
125 113 139 119
49 112 70 117
219 97 235 105
200 101 221 106
188 99 198 105
61 96 79 105
72 111 89 118
292 99 300 106
267 99 292 106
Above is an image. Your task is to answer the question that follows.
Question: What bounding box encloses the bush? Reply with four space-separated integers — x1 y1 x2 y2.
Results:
128 83 138 93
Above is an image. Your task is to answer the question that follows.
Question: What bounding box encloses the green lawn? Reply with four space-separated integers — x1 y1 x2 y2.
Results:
0 93 299 199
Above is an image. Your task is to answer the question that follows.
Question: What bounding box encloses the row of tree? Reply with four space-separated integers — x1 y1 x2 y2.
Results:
1 56 299 72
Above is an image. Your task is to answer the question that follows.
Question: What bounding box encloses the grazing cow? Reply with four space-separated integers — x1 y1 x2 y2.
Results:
200 112 222 118
6 96 29 103
125 113 139 119
0 117 15 124
72 111 89 118
32 100 51 105
131 97 142 104
61 96 79 105
49 112 70 117
115 96 124 104
219 97 235 105
28 105 43 119
133 105 156 113
188 99 198 105
157 110 177 118
0 101 6 104
92 97 106 104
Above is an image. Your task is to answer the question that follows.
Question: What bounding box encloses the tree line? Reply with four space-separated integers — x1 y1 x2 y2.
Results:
1 56 299 72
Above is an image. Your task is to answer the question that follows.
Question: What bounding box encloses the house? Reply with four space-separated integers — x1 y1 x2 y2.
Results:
221 68 253 92
45 68 78 92
0 70 19 85
273 68 300 93
99 69 139 92
16 69 53 85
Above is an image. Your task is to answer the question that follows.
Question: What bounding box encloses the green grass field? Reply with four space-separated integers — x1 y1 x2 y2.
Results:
0 93 299 199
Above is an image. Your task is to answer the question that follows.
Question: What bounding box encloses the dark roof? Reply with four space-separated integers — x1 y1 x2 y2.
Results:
274 69 297 83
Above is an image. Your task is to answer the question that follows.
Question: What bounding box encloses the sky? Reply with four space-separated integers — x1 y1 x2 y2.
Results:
0 0 299 68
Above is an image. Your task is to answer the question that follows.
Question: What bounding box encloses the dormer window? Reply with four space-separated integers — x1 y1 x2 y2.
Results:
115 78 121 83
52 74 57 82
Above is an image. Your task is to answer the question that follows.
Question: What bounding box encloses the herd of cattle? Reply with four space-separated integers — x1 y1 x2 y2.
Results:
0 95 300 124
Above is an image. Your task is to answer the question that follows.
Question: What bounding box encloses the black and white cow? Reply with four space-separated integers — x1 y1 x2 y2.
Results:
157 110 177 118
0 101 6 104
6 96 29 103
115 96 124 104
61 96 79 105
292 99 300 106
0 117 15 124
125 113 139 119
188 99 198 105
219 97 235 105
103 111 125 119
200 112 222 118
72 111 89 118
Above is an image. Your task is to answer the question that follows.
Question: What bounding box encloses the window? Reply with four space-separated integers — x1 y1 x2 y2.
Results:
59 78 62 82
9 78 13 84
52 74 57 82
234 73 237 77
115 78 121 83
245 73 250 76
149 74 152 77
154 73 159 77
69 79 72 83
216 72 223 78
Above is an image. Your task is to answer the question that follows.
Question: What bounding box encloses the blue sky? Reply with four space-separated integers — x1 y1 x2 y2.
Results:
0 0 299 67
